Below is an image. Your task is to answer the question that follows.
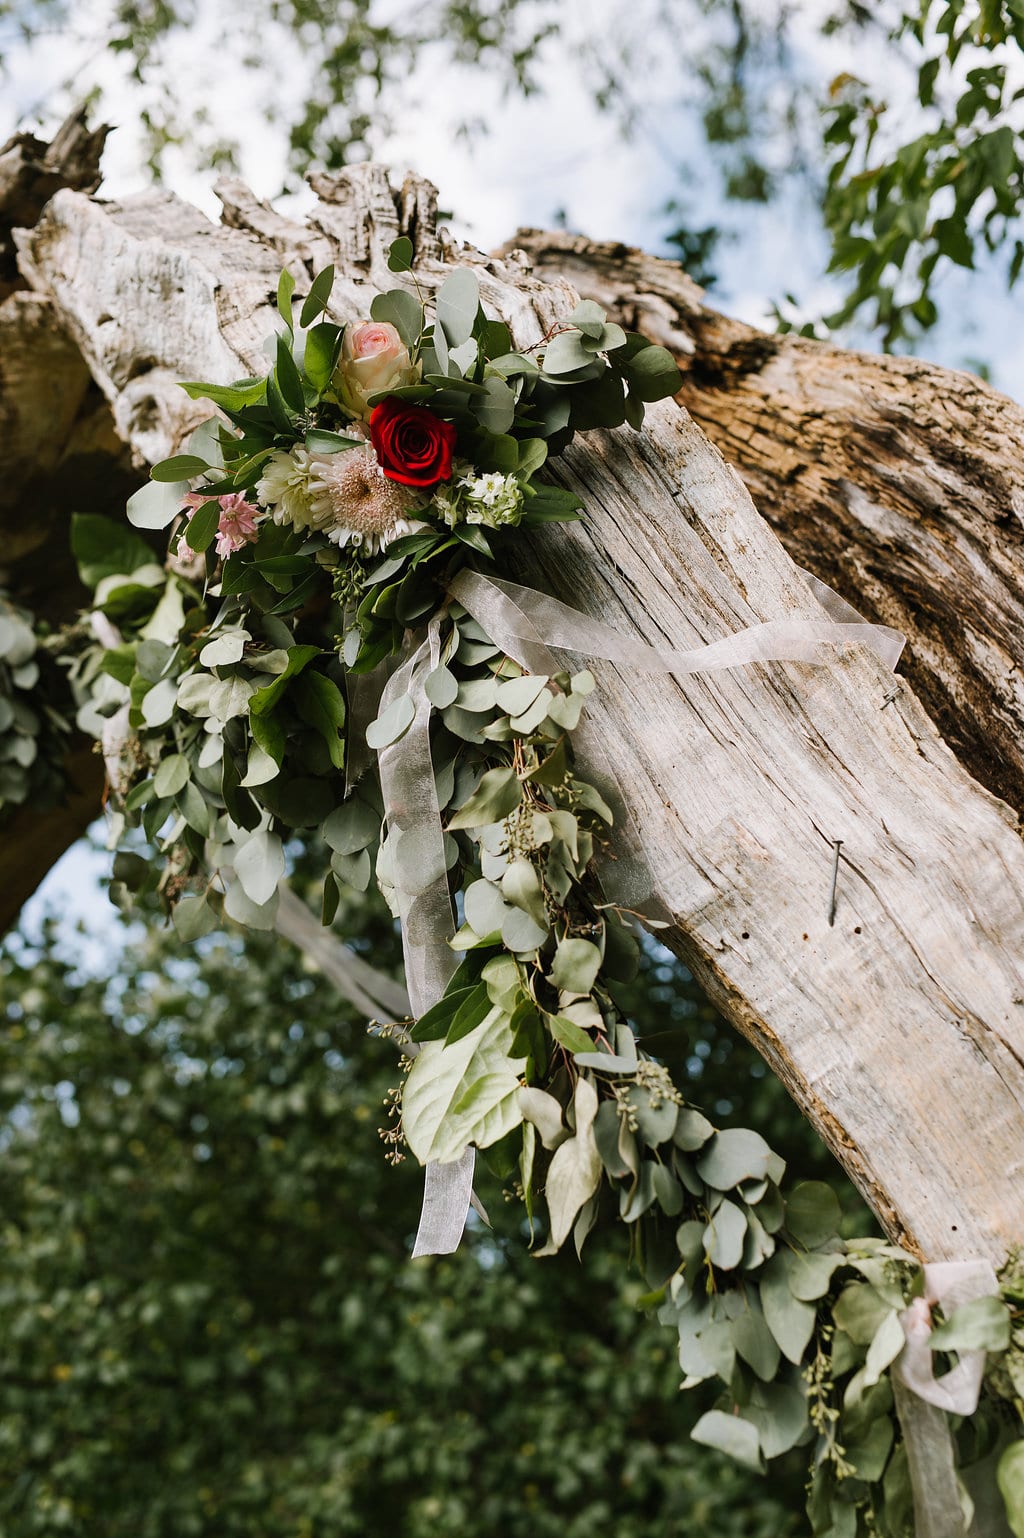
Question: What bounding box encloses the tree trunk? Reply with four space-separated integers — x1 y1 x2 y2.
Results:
7 157 1024 1266
500 229 1024 822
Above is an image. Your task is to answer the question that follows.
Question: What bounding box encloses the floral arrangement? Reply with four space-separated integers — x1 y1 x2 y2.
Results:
71 251 1024 1537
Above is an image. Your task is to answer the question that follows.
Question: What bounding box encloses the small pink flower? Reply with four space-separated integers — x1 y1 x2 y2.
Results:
182 491 213 512
214 492 260 557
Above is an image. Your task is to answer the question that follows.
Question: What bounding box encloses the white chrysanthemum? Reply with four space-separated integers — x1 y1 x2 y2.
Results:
309 444 426 554
256 447 326 531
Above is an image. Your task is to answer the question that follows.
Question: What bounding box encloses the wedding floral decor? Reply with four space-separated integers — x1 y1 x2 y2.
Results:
70 251 1024 1537
0 593 71 820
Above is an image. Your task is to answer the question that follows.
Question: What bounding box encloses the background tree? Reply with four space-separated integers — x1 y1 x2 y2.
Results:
0 883 848 1535
3 0 1023 349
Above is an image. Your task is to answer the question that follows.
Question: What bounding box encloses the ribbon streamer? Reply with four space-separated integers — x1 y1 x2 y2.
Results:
894 1260 1002 1538
374 625 477 1256
381 567 904 1255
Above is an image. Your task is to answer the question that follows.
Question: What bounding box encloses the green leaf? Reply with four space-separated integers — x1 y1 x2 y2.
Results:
691 1410 763 1472
185 499 219 553
409 987 473 1043
425 666 459 709
731 1308 781 1382
785 1181 842 1248
548 1014 594 1055
448 766 522 830
127 478 189 530
929 1294 1011 1353
304 429 362 456
998 1441 1024 1538
171 893 218 942
299 264 335 327
387 236 414 273
277 268 295 327
696 1128 778 1190
249 645 322 716
832 1283 893 1346
180 378 266 412
567 299 607 339
275 334 306 413
250 709 285 767
500 859 548 930
619 343 683 401
863 1309 905 1386
153 754 190 799
541 330 595 375
436 267 480 348
322 798 380 856
548 937 601 995
292 672 346 769
370 289 423 350
303 323 342 393
761 1256 817 1364
365 694 416 751
150 454 210 482
402 1007 526 1164
445 982 494 1045
703 1198 747 1270
233 829 285 907
71 513 153 588
535 1077 602 1254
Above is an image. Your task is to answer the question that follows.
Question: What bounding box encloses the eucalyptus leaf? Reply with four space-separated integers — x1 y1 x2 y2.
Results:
436 267 480 348
171 892 218 942
365 694 416 750
370 289 423 350
696 1128 777 1190
233 829 285 907
535 1077 602 1254
785 1181 842 1248
549 937 601 996
517 1086 568 1151
127 478 189 530
153 754 190 799
691 1410 763 1472
448 766 522 830
928 1294 1011 1353
703 1198 747 1270
997 1441 1024 1538
862 1309 905 1387
761 1256 817 1364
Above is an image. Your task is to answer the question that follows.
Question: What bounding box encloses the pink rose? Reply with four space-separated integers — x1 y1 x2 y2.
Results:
334 320 419 419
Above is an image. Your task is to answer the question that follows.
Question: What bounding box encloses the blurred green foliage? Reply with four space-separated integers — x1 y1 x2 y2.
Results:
6 0 1024 345
0 884 852 1535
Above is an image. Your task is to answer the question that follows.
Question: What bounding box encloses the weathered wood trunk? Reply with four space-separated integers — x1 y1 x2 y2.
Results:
5 146 1024 1266
502 229 1024 821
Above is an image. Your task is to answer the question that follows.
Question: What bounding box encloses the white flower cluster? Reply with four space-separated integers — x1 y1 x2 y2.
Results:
433 466 524 529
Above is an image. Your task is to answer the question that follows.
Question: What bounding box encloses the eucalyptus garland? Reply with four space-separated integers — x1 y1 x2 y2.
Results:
72 251 1024 1536
0 594 71 820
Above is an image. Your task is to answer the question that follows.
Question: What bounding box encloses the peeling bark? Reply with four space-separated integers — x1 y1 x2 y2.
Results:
5 156 1024 1266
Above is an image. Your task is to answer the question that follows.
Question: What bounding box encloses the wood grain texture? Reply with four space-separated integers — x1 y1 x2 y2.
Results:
501 229 1024 821
11 165 1024 1264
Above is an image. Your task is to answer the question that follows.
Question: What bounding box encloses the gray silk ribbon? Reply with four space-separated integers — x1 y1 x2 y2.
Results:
379 567 904 1256
894 1260 1002 1538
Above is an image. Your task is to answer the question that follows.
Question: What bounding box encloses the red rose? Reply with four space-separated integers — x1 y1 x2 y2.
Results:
369 398 457 488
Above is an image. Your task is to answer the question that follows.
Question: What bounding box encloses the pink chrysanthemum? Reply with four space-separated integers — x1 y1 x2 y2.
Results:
308 445 426 554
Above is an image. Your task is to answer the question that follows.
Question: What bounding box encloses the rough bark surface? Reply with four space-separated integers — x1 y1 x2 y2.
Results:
7 161 1024 1266
501 229 1024 821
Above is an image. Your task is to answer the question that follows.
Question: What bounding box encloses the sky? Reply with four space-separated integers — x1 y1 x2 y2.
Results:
3 0 1022 938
